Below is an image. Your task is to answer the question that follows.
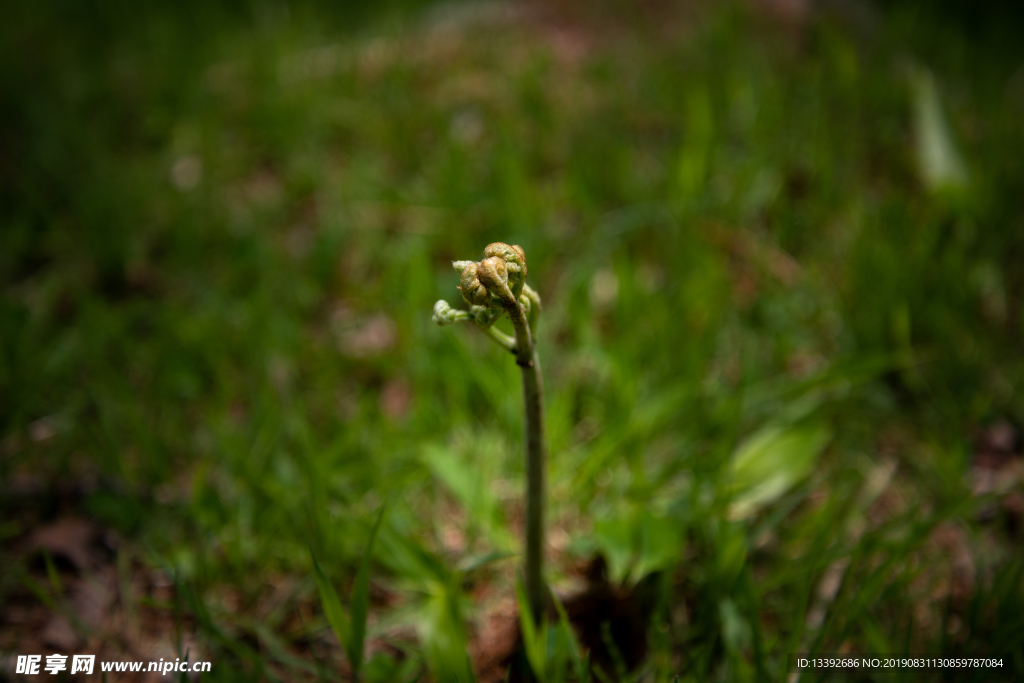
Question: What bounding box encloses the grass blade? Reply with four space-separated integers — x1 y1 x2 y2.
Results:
553 592 589 683
515 575 548 681
348 503 387 678
309 545 351 657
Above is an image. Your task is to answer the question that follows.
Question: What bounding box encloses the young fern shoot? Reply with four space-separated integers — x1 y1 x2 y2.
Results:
433 243 547 625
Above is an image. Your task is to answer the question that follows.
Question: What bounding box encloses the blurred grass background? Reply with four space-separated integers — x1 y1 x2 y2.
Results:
2 0 1024 680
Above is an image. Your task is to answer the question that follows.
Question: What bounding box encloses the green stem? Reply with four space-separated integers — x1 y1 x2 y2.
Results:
496 282 546 626
480 324 516 353
521 347 546 626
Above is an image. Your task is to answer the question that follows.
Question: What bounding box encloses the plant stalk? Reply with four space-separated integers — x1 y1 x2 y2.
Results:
499 284 546 626
520 348 546 626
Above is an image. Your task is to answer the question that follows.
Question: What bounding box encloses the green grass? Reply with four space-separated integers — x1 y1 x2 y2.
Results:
2 0 1024 681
